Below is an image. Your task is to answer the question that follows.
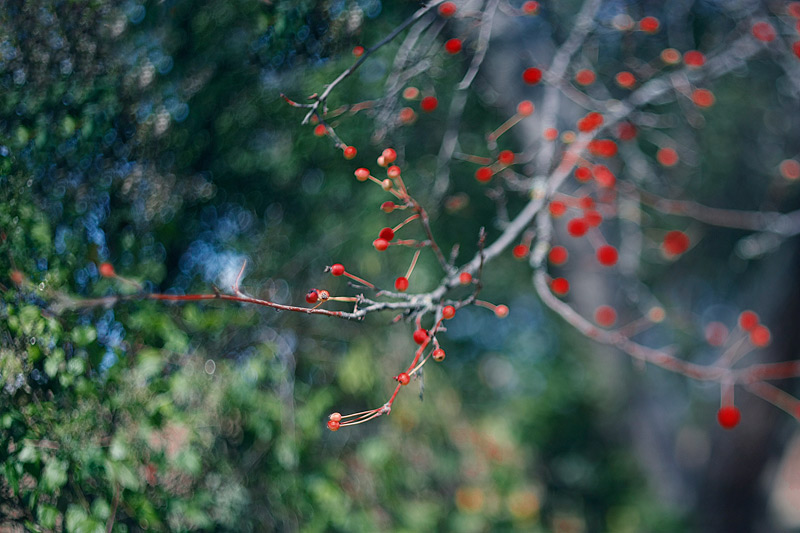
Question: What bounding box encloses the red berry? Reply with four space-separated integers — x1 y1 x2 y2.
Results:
395 276 409 291
382 148 397 164
522 67 543 85
779 159 800 180
661 48 681 65
442 305 456 319
433 348 446 362
657 147 679 167
615 71 635 88
343 146 357 159
584 209 603 227
355 168 370 181
543 128 559 141
318 290 330 301
512 244 529 259
550 277 570 295
752 21 776 42
379 227 395 241
517 100 535 116
421 96 439 112
578 196 595 210
588 140 618 158
566 218 589 237
381 201 396 213
494 305 509 318
305 289 319 304
396 372 411 385
594 305 617 327
401 105 417 122
331 264 345 276
574 69 595 86
438 1 457 17
574 167 592 182
413 329 429 345
704 322 729 346
691 88 715 108
475 167 493 182
549 201 567 218
577 112 603 132
10 270 23 284
593 165 616 188
548 246 568 265
717 406 741 429
498 150 515 166
662 231 690 256
789 2 800 18
329 412 342 422
373 238 389 251
99 262 115 278
445 38 462 54
750 325 771 347
313 124 327 137
352 45 365 57
739 311 758 331
639 16 660 33
459 272 473 285
683 50 705 67
617 122 637 141
387 165 401 179
327 419 341 431
597 245 618 266
522 1 539 14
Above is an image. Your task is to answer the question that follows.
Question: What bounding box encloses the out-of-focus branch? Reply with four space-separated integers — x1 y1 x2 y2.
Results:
293 1 446 125
433 0 499 198
625 182 800 237
532 269 723 380
532 268 800 416
535 0 603 175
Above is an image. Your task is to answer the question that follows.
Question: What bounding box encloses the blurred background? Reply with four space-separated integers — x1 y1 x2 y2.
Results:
2 0 800 531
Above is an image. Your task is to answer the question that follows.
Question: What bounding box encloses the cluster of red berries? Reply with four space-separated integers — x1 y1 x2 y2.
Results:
588 139 618 159
305 288 330 304
739 310 771 347
373 227 395 251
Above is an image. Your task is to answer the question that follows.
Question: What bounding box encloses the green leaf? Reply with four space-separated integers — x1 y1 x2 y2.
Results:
136 349 164 380
42 458 68 490
37 504 59 529
44 348 64 378
105 460 141 491
175 449 202 475
71 325 97 347
19 305 42 335
67 357 86 376
17 444 39 463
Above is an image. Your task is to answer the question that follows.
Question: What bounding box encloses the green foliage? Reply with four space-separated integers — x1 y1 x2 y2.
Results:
10 0 785 530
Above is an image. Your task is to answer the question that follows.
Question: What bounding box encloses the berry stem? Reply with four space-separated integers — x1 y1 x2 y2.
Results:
714 334 752 368
453 153 494 165
343 271 375 289
392 213 421 233
405 249 422 279
721 381 735 407
368 175 403 198
487 113 524 142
